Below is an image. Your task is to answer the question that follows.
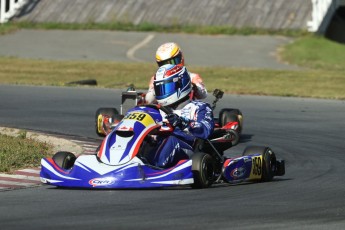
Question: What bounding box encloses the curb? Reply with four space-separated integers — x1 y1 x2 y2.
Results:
0 127 100 191
0 127 84 155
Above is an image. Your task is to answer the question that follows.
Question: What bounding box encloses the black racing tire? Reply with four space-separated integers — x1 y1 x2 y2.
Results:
95 107 120 137
52 151 76 170
219 108 243 133
191 152 215 189
218 108 242 146
67 79 98 86
242 146 277 182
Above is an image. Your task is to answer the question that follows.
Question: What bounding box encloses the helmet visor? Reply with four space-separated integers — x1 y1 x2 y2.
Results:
154 74 191 100
154 77 179 99
157 53 182 67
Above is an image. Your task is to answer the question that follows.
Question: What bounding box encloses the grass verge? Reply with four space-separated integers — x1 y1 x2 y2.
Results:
281 36 345 71
0 57 344 100
0 132 52 173
1 21 309 37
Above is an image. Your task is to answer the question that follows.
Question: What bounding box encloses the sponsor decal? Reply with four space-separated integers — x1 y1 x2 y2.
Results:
177 87 181 98
244 157 252 163
89 178 116 187
156 67 166 79
230 167 246 179
111 144 125 150
119 125 132 131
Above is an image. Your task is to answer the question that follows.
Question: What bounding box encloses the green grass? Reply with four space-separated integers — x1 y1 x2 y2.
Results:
0 56 344 100
281 36 345 71
1 21 309 37
0 23 18 35
0 132 52 173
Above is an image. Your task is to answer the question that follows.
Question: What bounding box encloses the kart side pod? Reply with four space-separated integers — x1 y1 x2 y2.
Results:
222 146 285 183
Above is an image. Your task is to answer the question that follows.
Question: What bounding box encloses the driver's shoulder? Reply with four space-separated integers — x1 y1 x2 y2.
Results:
189 100 211 108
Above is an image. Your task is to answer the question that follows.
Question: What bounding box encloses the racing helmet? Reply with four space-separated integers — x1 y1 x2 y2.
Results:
155 42 185 67
154 64 191 106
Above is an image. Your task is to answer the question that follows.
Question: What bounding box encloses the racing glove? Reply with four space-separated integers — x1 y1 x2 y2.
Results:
166 114 190 130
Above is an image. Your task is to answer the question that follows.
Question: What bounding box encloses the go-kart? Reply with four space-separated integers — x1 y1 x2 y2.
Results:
40 103 285 189
95 87 243 147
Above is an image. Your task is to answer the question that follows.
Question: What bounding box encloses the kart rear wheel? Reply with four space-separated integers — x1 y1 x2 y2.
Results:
242 146 277 182
95 107 120 137
52 151 76 170
191 152 215 189
219 108 243 132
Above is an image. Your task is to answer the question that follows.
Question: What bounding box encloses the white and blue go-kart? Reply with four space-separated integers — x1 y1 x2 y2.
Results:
40 104 285 189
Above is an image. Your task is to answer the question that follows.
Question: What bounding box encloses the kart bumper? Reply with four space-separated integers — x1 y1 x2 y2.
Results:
40 155 194 189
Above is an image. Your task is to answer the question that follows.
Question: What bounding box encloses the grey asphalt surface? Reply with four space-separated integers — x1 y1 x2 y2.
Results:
1 30 345 229
0 85 345 230
0 29 298 69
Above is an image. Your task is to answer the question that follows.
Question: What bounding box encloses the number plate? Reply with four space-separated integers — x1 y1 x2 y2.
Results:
249 156 262 180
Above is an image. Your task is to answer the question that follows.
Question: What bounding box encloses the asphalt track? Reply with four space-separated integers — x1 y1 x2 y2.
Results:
0 29 299 69
0 31 345 229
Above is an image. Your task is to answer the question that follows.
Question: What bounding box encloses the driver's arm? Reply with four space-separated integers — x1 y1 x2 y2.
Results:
191 73 207 100
145 76 157 104
170 103 214 145
187 103 214 139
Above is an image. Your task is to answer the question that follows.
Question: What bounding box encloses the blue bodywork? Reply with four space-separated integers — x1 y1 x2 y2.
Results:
40 155 194 188
40 106 195 188
40 105 265 189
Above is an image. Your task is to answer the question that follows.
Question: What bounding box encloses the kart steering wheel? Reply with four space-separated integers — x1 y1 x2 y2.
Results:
144 104 174 115
143 104 176 132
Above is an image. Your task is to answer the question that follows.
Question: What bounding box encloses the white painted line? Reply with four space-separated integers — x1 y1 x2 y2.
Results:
17 168 40 174
127 34 155 62
70 139 87 144
83 147 97 150
0 180 37 186
82 144 99 148
0 174 41 181
71 140 98 147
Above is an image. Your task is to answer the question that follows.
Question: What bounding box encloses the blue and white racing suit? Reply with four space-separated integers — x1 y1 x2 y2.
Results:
152 100 214 168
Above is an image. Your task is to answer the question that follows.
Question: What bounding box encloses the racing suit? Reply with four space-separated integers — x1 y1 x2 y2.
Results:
145 72 207 104
150 100 214 168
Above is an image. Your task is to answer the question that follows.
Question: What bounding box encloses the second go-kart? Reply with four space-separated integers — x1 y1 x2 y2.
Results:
40 103 285 189
95 87 243 148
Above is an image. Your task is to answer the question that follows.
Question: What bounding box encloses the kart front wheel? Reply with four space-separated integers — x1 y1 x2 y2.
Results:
219 108 243 133
191 152 215 189
242 146 277 182
95 107 120 137
219 108 243 146
52 151 76 170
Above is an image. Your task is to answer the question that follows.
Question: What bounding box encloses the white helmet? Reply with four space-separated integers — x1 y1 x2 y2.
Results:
154 64 191 106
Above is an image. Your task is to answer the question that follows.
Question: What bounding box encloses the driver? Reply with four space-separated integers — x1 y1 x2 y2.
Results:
147 64 214 168
145 42 207 104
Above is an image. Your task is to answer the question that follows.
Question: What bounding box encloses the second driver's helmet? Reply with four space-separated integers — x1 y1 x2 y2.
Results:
155 42 185 67
154 64 191 106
